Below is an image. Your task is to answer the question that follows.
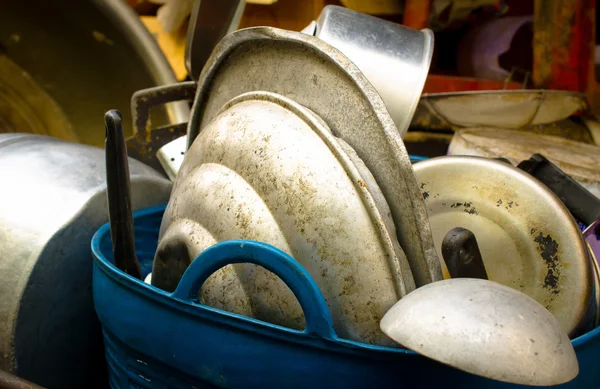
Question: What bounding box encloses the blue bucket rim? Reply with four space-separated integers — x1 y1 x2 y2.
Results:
91 204 600 353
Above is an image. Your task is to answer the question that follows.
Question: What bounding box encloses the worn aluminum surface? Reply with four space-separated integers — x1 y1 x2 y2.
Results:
155 92 415 346
0 134 172 388
0 55 77 141
305 5 434 138
449 128 600 199
0 369 44 389
187 26 442 288
413 156 592 336
412 89 586 130
158 6 434 181
380 278 579 386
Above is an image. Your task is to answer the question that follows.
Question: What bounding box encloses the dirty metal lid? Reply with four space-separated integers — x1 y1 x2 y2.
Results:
186 26 442 287
413 156 592 336
157 92 414 345
449 128 600 199
380 278 579 386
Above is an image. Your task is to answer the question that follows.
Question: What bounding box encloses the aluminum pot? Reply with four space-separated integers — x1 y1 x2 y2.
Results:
0 0 188 147
302 5 433 138
154 91 415 346
0 134 172 388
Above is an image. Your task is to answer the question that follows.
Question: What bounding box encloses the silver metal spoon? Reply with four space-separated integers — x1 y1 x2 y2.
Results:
380 278 579 386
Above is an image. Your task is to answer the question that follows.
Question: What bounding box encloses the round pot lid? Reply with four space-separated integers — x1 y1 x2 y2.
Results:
186 26 442 287
156 92 413 346
413 156 592 336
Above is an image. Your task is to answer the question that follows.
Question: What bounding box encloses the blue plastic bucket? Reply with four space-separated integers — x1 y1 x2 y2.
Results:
92 205 600 389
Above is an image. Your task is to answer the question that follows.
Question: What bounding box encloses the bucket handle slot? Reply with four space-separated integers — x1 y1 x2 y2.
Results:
171 240 337 340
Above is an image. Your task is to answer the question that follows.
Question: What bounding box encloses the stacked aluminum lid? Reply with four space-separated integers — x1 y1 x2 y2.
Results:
150 23 442 346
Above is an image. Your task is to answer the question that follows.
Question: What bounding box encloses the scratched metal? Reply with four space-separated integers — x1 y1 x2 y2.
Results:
186 26 442 288
154 92 415 346
413 156 592 336
381 279 579 386
0 134 172 387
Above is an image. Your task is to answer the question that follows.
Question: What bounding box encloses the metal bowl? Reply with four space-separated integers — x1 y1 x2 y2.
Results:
413 90 586 130
0 0 188 147
0 134 172 388
413 156 592 336
154 91 414 346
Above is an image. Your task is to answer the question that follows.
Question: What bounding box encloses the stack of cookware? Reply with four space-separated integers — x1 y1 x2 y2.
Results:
90 6 600 389
1 4 599 389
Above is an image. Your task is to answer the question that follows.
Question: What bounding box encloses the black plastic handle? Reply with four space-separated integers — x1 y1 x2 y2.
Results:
105 110 142 280
517 154 600 227
442 227 489 280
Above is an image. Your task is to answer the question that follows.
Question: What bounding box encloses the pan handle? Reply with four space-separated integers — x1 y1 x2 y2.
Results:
130 81 196 139
128 82 197 173
517 154 600 228
171 240 337 340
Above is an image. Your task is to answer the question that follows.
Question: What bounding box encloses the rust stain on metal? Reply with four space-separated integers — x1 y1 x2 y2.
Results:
497 199 520 210
450 202 478 215
533 232 561 294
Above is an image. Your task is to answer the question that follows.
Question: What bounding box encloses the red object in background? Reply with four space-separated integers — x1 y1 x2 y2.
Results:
405 0 599 105
423 74 522 93
403 0 431 30
533 0 597 113
403 0 523 93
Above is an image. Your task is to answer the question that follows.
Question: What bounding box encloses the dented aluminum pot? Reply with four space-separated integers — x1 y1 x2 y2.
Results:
302 5 433 138
154 91 415 346
413 156 593 337
187 26 442 288
0 134 172 388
